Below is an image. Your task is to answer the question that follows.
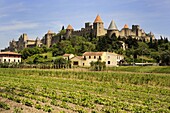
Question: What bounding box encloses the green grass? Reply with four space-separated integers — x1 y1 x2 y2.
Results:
23 52 56 64
108 66 170 73
0 68 169 112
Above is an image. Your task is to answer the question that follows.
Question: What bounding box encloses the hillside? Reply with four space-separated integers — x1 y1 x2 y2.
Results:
20 35 170 65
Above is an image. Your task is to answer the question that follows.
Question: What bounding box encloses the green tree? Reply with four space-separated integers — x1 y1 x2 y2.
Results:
150 52 160 63
136 42 150 56
54 57 67 68
160 50 170 65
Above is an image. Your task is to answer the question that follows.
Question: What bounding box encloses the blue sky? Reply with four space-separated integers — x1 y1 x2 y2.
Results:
0 0 170 49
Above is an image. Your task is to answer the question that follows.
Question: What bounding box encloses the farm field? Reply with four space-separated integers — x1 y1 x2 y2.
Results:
108 66 170 74
0 68 170 113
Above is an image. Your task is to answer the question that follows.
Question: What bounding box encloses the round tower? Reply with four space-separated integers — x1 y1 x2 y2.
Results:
66 24 74 39
107 20 119 38
123 24 129 36
45 30 54 48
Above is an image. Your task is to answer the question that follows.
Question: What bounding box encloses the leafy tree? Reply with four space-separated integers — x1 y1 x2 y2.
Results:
160 50 170 65
54 57 68 68
90 60 106 71
136 42 150 56
150 52 160 63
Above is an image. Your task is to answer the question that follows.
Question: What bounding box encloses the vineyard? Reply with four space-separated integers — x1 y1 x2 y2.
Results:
0 68 170 113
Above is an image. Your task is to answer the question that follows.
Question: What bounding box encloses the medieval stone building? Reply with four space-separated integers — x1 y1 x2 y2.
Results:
4 14 155 52
65 15 107 39
7 34 42 51
65 15 155 42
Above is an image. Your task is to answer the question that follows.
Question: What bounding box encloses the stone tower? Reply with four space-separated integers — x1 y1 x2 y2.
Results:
107 20 119 38
66 24 74 39
35 37 41 47
132 25 140 36
18 33 28 50
123 24 129 36
45 30 54 48
93 15 105 37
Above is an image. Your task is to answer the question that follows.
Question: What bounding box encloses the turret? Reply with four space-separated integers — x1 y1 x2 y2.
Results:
122 24 129 36
22 33 28 42
66 24 74 39
132 25 140 36
45 30 54 47
93 15 105 37
107 20 119 38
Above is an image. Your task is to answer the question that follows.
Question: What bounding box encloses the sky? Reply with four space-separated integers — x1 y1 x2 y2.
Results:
0 0 170 50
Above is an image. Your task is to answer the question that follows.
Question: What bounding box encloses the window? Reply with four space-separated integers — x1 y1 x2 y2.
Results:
73 61 78 65
94 56 96 59
108 61 110 64
83 63 84 66
84 56 86 60
14 59 16 62
99 56 101 60
4 59 6 62
18 60 20 62
89 56 91 59
108 56 110 59
8 59 10 62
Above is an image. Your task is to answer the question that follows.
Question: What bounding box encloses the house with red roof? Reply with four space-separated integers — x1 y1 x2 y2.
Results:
0 52 21 63
68 52 124 67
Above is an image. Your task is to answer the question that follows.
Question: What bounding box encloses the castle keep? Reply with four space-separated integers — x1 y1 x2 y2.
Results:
5 15 155 51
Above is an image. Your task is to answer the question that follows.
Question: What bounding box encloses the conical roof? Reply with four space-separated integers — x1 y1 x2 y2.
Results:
108 20 118 30
66 24 73 30
47 30 53 34
94 15 103 23
124 24 129 29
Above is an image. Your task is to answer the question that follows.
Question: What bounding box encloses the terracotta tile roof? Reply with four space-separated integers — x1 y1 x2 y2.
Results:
72 56 83 60
66 24 73 30
83 52 104 56
76 56 83 60
124 24 129 29
94 15 103 23
63 54 72 57
0 52 21 56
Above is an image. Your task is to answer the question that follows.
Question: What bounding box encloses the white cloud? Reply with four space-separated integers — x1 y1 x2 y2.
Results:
0 2 30 14
0 21 39 31
0 14 8 18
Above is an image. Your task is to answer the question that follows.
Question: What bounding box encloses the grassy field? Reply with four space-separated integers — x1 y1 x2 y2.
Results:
0 68 170 112
108 66 170 73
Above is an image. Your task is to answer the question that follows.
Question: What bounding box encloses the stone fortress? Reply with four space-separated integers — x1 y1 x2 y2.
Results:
4 15 155 52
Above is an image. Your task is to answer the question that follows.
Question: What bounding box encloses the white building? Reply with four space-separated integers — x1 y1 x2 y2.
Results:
63 54 74 60
69 52 124 67
0 52 21 63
